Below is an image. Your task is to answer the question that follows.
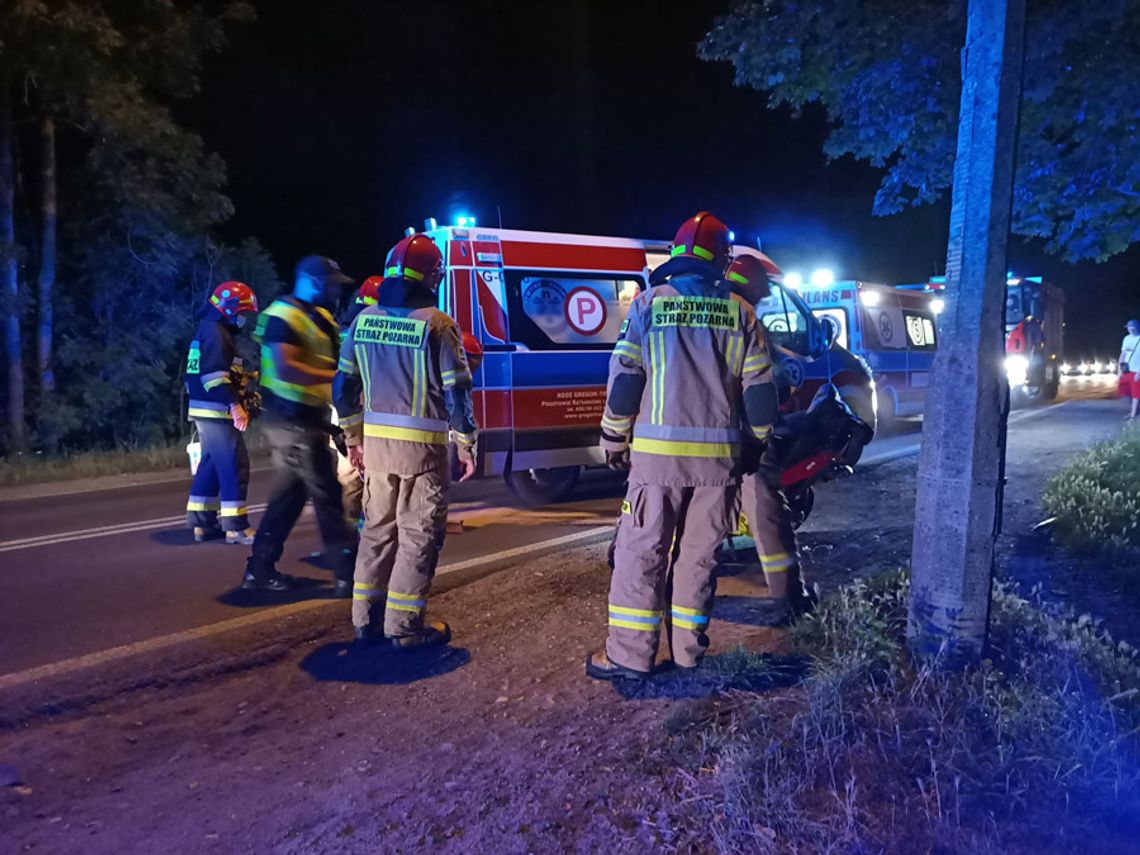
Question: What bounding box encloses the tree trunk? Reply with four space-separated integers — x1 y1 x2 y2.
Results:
907 0 1026 663
38 117 56 397
0 81 26 453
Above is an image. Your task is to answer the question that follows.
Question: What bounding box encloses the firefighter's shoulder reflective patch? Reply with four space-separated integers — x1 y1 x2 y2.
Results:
621 499 632 515
650 296 740 331
355 314 427 348
186 342 201 374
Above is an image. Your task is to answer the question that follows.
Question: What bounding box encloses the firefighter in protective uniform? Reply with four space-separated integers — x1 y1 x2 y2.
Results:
333 234 478 649
723 254 815 623
587 213 779 680
184 281 260 544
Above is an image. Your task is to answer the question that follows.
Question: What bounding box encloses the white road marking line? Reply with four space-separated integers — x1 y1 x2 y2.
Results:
0 526 613 690
0 466 274 503
0 501 584 553
0 504 271 553
860 401 1070 466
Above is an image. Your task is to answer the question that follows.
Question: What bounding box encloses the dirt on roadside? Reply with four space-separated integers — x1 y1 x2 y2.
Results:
1 402 1130 854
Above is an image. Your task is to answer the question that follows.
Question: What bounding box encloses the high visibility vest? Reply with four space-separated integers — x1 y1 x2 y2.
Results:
255 299 338 408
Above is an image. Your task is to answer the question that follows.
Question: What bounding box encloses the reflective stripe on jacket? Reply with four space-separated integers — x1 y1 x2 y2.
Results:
334 302 478 477
601 272 776 486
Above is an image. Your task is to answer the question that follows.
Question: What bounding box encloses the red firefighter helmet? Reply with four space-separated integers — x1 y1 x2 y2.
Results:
384 234 443 291
356 275 383 306
209 281 259 318
724 255 771 305
669 212 732 270
461 332 484 373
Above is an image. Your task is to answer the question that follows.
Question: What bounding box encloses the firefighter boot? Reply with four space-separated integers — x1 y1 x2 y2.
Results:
388 621 451 651
194 526 222 543
585 651 650 682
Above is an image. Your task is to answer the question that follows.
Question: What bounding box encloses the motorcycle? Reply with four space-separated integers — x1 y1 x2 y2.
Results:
605 383 873 568
762 382 875 530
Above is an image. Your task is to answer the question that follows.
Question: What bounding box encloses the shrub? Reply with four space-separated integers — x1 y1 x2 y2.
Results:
670 573 1140 853
1043 432 1140 555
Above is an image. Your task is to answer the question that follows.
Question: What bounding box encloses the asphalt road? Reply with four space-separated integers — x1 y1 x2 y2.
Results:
0 375 1119 678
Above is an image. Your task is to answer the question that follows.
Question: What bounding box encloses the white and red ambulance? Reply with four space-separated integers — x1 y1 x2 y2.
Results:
799 281 939 424
421 223 877 502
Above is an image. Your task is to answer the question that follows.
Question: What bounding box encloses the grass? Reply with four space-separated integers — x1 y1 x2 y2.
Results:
0 442 193 489
0 427 270 490
667 572 1140 853
1043 429 1140 555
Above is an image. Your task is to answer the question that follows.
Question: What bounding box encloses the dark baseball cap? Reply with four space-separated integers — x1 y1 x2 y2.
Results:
295 255 353 285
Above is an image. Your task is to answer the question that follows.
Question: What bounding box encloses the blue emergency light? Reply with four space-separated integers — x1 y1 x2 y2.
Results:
456 215 477 228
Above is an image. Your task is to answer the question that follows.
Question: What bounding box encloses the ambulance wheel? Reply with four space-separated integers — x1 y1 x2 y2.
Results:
504 465 581 505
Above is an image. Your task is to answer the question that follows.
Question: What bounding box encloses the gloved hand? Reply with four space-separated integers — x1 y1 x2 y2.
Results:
606 448 630 472
740 441 763 475
229 403 250 432
329 425 348 457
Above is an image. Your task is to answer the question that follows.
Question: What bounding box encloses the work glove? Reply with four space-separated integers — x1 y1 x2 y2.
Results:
606 448 630 472
740 440 763 475
329 425 349 457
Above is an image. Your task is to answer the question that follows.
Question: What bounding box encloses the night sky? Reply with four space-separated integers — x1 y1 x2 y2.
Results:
183 0 1139 356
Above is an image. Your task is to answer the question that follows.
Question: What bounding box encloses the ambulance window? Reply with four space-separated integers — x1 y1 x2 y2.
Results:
904 312 937 349
505 271 644 350
753 284 810 354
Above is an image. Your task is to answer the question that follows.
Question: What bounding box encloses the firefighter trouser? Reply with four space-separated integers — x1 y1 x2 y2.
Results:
248 422 354 581
607 483 737 672
336 450 364 528
741 469 802 600
186 418 250 532
352 448 449 638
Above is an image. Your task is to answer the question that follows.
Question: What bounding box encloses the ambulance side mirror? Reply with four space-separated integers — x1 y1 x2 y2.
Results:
817 316 838 354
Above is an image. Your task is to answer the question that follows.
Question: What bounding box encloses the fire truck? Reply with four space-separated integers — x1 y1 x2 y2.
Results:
1003 276 1065 400
418 222 877 502
903 275 1065 400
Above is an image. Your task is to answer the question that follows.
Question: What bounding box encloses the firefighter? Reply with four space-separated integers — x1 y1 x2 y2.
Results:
184 282 260 544
333 276 386 529
243 255 356 594
587 213 779 681
723 254 815 623
334 234 478 650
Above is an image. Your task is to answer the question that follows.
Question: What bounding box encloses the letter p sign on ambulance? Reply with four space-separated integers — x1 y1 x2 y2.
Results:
564 287 607 336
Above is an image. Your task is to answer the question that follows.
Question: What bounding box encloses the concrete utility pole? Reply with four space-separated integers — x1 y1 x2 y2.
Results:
908 0 1025 663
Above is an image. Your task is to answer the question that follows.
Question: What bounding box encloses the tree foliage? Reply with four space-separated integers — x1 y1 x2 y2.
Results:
0 1 281 453
700 0 1140 261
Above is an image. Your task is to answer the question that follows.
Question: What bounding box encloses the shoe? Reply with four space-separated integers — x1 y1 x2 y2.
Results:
225 528 257 546
241 571 300 592
193 526 222 543
388 621 451 651
354 624 383 645
585 650 650 682
331 579 353 600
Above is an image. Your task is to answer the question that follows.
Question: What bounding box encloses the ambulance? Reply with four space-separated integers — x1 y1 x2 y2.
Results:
418 222 877 502
798 281 939 424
